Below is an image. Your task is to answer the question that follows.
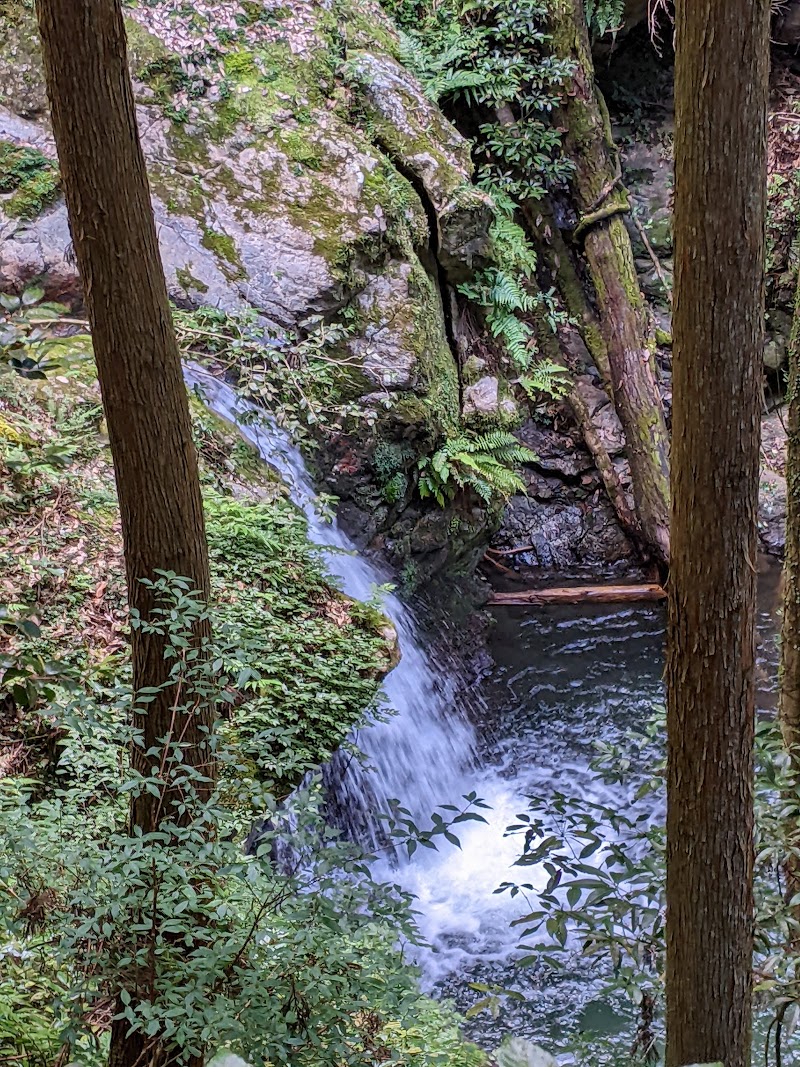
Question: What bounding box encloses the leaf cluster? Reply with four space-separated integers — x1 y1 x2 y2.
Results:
417 430 535 506
0 580 488 1067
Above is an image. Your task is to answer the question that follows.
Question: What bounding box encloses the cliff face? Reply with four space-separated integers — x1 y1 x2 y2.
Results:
0 0 502 581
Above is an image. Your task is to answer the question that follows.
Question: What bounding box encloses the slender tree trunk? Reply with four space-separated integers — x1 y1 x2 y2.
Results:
550 0 671 567
781 268 800 763
529 292 641 544
521 197 613 393
665 0 769 1064
568 376 641 541
36 2 212 1064
779 251 800 915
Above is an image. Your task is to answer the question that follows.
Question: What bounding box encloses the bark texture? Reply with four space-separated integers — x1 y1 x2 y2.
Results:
550 0 671 566
36 2 212 1064
665 0 770 1064
779 242 800 916
781 268 800 766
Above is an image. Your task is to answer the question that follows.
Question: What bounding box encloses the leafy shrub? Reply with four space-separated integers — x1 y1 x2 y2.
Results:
0 581 488 1066
0 311 391 780
496 711 800 1063
381 0 572 382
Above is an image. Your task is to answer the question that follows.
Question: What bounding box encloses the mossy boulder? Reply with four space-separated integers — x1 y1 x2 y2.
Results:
0 0 496 575
342 49 492 282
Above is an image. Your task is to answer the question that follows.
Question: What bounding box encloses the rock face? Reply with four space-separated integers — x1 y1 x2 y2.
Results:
495 405 636 572
0 0 495 580
758 410 789 557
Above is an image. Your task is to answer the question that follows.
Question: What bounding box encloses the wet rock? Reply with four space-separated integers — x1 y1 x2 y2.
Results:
498 491 634 570
462 375 517 420
463 375 499 417
765 309 793 371
759 468 787 557
516 419 594 478
342 49 493 282
758 408 788 557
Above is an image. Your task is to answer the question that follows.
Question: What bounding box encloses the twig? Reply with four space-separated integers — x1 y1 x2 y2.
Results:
631 212 673 305
587 155 623 213
481 553 519 579
486 544 537 557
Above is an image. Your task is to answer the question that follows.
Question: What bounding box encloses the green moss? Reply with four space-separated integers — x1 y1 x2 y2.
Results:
655 326 672 347
176 266 209 294
224 49 260 80
124 16 172 79
276 129 323 169
201 227 244 279
361 158 428 253
213 42 322 138
0 325 393 779
407 261 460 433
0 140 60 219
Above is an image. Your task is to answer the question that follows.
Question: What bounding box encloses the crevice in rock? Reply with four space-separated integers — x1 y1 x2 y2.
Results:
373 136 465 409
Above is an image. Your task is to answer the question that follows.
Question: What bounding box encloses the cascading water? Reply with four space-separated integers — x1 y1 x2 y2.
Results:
186 365 662 1022
188 364 783 1048
185 366 479 840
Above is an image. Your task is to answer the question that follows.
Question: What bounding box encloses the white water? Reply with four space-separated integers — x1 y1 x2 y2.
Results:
186 366 480 837
186 366 665 1039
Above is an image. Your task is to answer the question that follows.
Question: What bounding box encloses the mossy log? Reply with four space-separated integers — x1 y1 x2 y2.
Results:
522 197 612 392
549 0 671 567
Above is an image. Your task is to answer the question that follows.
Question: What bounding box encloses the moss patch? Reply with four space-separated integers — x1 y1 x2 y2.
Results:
201 226 245 279
0 140 60 220
176 266 210 295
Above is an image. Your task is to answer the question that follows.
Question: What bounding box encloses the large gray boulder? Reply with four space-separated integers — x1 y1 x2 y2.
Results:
0 1 490 428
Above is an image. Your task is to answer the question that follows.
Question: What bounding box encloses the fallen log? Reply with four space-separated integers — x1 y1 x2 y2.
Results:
488 584 667 606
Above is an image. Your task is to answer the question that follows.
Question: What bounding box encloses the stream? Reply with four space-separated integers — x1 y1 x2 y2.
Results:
187 366 783 1052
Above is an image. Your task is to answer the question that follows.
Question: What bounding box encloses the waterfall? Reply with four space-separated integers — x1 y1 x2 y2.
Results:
185 365 479 841
187 364 672 1031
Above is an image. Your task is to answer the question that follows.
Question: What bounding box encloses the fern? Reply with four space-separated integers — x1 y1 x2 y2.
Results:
518 362 572 399
585 0 625 36
417 431 536 507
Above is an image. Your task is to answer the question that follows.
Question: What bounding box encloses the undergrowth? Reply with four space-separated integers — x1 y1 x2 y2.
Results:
0 304 391 782
381 0 572 386
0 580 489 1066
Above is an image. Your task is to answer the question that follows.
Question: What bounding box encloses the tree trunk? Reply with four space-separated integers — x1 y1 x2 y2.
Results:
665 0 769 1064
779 245 800 915
550 0 671 567
568 377 641 543
35 2 212 1064
781 268 800 764
521 197 613 393
528 289 641 545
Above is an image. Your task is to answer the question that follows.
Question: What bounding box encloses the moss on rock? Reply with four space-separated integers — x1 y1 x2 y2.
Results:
0 140 59 219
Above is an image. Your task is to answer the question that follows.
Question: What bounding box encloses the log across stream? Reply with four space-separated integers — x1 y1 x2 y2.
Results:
487 583 667 606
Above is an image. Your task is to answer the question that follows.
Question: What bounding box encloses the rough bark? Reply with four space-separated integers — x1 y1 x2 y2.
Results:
550 0 671 567
529 291 641 545
779 245 800 915
35 2 212 1064
781 268 800 766
665 1 769 1065
487 583 665 605
522 197 613 392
